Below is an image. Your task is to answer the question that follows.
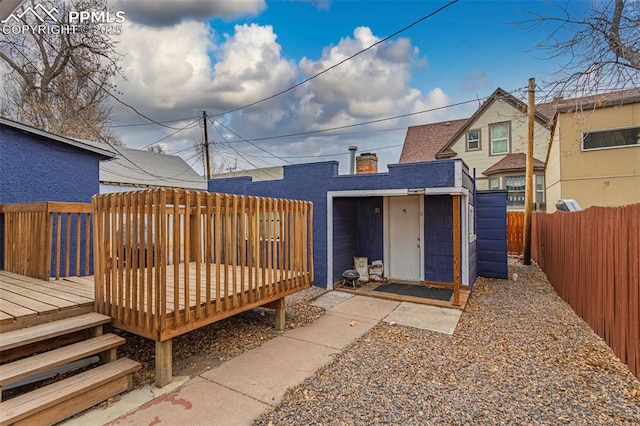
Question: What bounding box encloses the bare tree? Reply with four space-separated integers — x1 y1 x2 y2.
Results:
0 0 122 145
524 0 639 99
146 145 166 154
192 138 228 177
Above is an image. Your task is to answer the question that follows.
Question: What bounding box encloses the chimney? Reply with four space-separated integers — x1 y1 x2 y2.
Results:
348 146 358 175
356 152 378 174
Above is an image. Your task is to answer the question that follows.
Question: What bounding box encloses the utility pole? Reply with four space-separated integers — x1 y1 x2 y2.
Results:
202 110 211 181
523 78 535 265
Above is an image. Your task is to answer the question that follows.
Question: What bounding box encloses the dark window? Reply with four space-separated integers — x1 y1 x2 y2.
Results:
583 127 640 150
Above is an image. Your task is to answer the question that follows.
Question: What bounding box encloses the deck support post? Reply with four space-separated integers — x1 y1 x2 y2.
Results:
266 298 286 331
155 339 172 387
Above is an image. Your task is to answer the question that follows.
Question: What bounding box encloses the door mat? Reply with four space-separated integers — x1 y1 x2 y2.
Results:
374 283 453 301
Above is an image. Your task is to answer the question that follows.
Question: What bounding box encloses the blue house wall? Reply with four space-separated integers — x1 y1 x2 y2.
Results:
424 195 453 283
0 123 104 273
210 159 474 288
475 190 508 279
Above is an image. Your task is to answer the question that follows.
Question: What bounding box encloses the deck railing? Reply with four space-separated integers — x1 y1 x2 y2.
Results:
92 189 314 341
0 202 93 281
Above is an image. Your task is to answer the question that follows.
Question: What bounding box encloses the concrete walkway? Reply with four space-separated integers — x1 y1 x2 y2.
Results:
65 292 461 426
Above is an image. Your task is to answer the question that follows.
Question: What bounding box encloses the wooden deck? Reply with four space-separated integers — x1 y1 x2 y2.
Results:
0 262 308 334
336 280 470 311
0 271 94 332
97 261 310 340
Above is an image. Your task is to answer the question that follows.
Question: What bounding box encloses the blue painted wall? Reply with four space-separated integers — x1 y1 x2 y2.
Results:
424 195 453 283
476 190 508 279
332 198 358 282
0 124 103 273
356 197 384 263
469 239 477 286
210 159 473 288
331 196 384 283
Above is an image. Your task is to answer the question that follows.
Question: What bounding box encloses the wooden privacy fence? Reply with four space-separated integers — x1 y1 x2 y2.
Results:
0 202 93 281
532 204 640 379
507 211 524 255
92 188 314 385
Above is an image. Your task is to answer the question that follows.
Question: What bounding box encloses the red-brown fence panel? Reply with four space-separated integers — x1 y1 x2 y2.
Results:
532 203 640 379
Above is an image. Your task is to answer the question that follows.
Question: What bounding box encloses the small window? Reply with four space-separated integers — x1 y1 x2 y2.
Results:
468 204 475 238
505 175 525 208
582 127 640 150
490 122 510 155
466 130 480 151
535 175 545 203
489 177 500 190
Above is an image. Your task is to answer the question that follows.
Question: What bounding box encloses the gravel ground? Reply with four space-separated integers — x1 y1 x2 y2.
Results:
255 262 640 425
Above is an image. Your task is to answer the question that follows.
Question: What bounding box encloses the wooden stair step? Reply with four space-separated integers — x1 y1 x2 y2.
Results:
0 358 141 426
0 313 110 353
0 333 126 387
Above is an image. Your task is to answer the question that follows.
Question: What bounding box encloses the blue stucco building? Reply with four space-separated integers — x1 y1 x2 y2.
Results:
210 159 506 289
0 117 114 271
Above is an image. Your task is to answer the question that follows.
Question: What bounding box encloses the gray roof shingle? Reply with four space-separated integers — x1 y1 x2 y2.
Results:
100 147 206 190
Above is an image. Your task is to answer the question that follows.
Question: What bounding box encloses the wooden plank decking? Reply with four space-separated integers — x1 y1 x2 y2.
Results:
0 263 307 334
0 272 95 332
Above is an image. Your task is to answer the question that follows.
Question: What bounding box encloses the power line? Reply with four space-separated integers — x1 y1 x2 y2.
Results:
139 118 201 150
106 116 199 128
213 0 460 117
30 26 191 131
212 119 295 165
278 143 403 159
212 130 283 179
220 98 479 144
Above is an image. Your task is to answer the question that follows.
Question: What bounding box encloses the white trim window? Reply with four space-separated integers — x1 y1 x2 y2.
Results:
490 122 510 155
466 130 480 151
535 175 545 203
582 126 640 150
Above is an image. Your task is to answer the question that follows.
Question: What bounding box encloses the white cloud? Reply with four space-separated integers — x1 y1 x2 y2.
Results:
211 24 297 110
296 27 449 126
111 22 456 174
115 20 215 112
111 0 266 27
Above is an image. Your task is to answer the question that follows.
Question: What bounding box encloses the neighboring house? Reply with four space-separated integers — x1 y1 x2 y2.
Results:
400 88 552 210
0 117 114 270
100 146 207 192
212 159 509 290
545 89 640 211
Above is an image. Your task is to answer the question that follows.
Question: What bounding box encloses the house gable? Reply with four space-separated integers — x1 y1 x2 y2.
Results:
443 94 550 183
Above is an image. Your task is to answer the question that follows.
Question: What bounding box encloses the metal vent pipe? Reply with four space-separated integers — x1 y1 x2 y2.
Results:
349 146 358 174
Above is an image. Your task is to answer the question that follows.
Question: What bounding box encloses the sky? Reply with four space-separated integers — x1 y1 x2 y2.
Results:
103 0 579 177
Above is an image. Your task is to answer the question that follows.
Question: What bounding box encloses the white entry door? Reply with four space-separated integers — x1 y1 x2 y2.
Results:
388 195 422 281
